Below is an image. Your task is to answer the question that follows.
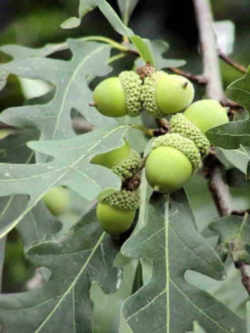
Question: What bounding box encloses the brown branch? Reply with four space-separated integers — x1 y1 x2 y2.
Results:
168 67 207 85
209 167 232 216
219 51 248 74
193 0 250 294
220 100 244 110
237 262 250 295
193 0 225 101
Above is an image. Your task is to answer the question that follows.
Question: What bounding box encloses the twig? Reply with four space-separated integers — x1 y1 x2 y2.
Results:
156 118 169 131
220 100 244 110
209 167 232 216
237 262 250 295
168 67 207 85
219 51 247 74
193 0 224 101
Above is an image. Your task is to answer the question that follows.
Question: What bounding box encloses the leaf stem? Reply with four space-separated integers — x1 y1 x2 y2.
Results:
131 124 154 137
82 36 130 53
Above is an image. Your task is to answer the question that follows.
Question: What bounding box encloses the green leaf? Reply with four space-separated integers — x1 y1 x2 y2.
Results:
60 17 81 29
117 0 139 25
186 263 248 320
151 40 186 69
207 120 250 149
210 214 250 263
214 20 235 55
0 237 5 291
0 206 120 332
1 42 68 59
62 0 133 36
187 321 207 333
230 186 250 212
0 125 134 238
0 40 116 143
226 67 250 112
91 258 138 333
134 39 186 69
0 69 8 91
216 146 250 174
121 197 244 332
130 35 155 65
185 174 219 233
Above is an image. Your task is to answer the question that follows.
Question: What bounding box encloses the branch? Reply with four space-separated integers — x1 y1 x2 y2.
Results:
168 67 207 85
193 0 250 293
219 51 248 74
193 0 224 100
237 262 250 295
209 167 232 216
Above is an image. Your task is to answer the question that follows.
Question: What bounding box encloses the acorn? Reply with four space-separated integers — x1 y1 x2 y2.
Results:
96 189 140 235
170 113 210 157
43 186 70 216
184 99 229 133
152 133 202 171
91 141 142 181
145 134 201 193
93 71 142 117
141 71 194 117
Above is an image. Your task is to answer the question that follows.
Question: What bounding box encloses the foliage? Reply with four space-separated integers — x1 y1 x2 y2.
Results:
0 1 249 332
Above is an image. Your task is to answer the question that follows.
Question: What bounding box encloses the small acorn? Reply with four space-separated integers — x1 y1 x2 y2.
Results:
145 134 201 193
96 189 140 235
43 186 70 216
141 71 194 117
91 141 142 181
184 99 229 133
93 71 142 117
170 113 210 157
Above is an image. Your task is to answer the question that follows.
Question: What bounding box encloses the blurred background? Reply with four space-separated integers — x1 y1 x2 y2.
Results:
0 0 250 292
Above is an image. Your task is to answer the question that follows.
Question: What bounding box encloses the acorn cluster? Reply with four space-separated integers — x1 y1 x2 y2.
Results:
93 69 195 118
92 68 229 235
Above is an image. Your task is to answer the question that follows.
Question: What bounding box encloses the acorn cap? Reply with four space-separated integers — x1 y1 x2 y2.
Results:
112 149 142 180
98 189 140 211
152 133 202 171
141 71 166 118
170 114 210 157
119 71 142 117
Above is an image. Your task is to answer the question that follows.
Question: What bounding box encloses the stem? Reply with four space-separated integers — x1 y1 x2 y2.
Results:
132 124 154 137
193 0 224 100
209 167 232 216
219 51 247 74
41 36 138 57
168 67 207 85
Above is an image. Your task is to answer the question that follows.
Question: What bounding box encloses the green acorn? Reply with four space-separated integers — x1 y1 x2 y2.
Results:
43 186 70 216
141 71 194 117
152 133 202 171
184 99 229 133
145 134 201 193
112 149 142 180
170 114 210 157
93 71 142 117
96 189 140 235
91 141 142 181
